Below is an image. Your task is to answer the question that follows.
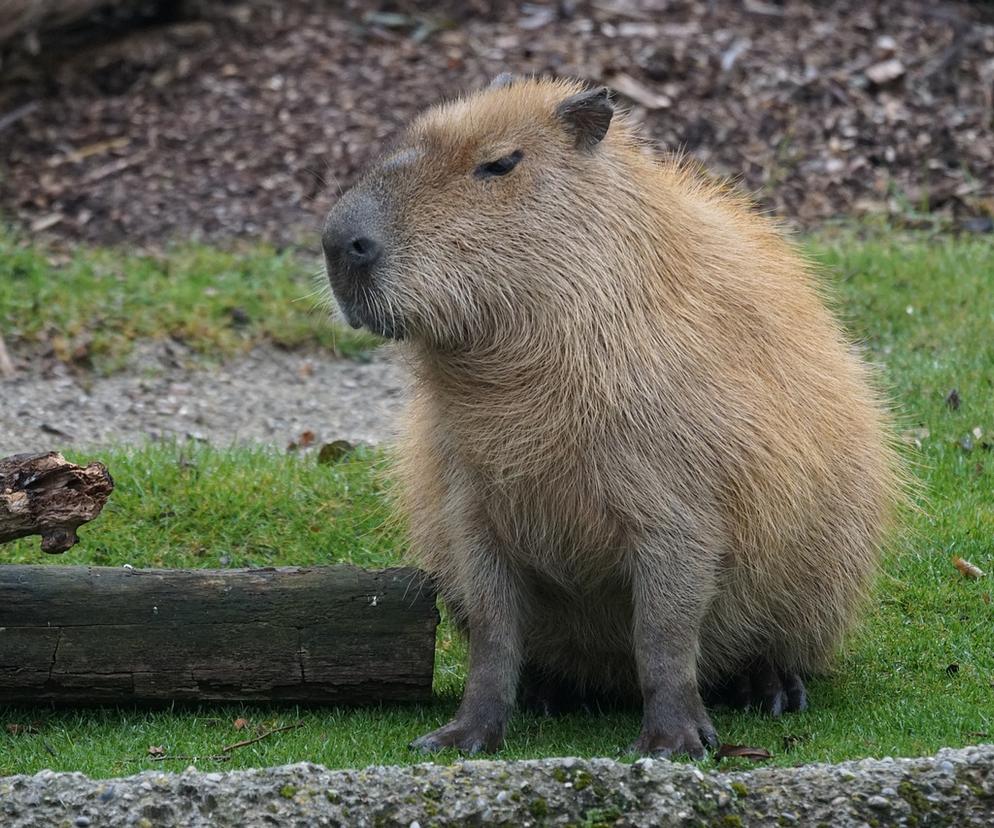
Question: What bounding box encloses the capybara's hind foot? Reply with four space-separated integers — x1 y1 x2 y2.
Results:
707 657 808 716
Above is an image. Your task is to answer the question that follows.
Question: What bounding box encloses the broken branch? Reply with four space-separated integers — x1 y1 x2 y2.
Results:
0 452 114 552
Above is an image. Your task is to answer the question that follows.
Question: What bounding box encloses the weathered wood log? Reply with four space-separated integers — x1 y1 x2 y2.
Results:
0 565 439 705
0 452 113 552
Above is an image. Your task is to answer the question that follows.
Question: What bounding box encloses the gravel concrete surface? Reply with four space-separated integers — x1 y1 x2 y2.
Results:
1 746 993 827
0 344 407 456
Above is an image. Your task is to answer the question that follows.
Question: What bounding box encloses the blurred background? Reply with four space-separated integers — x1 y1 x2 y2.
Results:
1 0 992 249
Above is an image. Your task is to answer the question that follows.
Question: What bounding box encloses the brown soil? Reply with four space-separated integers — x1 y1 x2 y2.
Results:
0 341 406 455
1 0 992 248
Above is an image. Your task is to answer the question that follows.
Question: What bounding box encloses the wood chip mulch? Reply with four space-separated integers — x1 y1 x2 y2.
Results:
1 0 992 248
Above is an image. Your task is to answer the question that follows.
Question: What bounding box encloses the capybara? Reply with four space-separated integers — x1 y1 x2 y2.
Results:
321 75 901 757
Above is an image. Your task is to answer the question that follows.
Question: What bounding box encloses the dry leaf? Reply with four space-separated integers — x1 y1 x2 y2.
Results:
148 745 166 757
287 430 318 451
716 743 772 761
233 718 249 731
5 723 39 735
608 73 671 110
952 556 986 579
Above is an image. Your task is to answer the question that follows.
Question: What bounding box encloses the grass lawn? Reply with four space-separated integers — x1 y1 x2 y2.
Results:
0 231 378 372
1 231 992 778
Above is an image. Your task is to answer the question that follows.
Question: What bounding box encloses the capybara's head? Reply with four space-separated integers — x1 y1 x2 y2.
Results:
322 76 633 347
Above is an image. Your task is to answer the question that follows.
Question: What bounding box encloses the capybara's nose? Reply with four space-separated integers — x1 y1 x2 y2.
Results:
322 189 386 284
322 224 382 278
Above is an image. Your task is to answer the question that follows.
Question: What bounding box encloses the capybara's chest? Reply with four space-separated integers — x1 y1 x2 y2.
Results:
474 468 637 581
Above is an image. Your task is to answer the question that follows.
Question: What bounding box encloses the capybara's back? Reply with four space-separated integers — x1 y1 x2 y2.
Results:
322 75 902 755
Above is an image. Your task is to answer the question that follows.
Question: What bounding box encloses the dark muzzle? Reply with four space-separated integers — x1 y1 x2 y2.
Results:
322 190 403 338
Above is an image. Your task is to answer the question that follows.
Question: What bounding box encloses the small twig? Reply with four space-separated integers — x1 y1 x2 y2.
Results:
149 753 230 763
0 101 38 135
81 152 148 185
142 722 304 764
220 721 304 754
0 332 14 378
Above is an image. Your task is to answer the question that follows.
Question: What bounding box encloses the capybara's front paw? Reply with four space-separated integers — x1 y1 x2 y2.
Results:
628 708 719 759
410 717 505 755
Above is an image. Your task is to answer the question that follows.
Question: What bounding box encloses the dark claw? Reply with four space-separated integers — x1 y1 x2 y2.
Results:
409 733 480 755
781 671 808 712
628 737 704 760
707 658 809 716
410 718 502 755
629 704 718 759
751 660 786 717
699 725 721 750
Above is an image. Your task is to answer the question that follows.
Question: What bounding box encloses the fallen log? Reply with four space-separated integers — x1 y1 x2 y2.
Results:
0 565 439 705
0 452 113 552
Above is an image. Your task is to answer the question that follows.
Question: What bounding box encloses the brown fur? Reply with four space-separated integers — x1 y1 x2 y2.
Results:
322 77 903 755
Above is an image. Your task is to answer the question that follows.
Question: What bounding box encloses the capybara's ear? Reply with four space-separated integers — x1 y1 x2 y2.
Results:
555 87 613 151
488 73 514 90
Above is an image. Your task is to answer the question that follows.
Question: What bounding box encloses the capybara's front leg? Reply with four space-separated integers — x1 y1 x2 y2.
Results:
628 528 720 759
410 537 522 755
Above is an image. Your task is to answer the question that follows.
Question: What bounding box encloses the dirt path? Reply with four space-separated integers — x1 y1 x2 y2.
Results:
0 345 406 456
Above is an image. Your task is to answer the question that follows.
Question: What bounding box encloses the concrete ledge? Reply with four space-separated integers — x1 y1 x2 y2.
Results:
2 745 992 826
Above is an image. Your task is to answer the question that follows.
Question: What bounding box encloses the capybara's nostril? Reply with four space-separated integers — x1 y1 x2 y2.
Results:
346 236 381 268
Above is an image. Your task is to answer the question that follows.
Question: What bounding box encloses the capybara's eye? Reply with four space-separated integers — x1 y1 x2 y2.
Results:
474 150 524 179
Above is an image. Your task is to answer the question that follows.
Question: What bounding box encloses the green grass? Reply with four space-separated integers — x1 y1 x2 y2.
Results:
0 444 403 571
0 230 378 372
2 233 993 777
